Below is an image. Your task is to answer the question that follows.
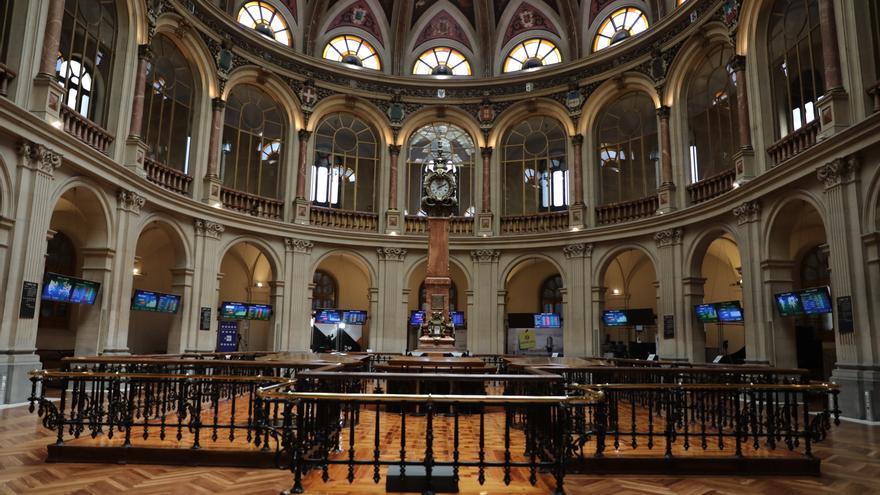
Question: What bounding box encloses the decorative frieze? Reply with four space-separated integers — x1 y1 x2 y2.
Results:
470 249 501 263
194 218 224 239
563 243 592 259
117 190 146 214
377 247 407 261
18 140 61 177
817 156 859 189
732 200 760 225
285 238 314 254
654 228 683 248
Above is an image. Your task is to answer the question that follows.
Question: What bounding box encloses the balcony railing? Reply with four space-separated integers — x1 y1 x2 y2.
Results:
868 80 880 114
596 195 659 225
686 168 736 205
220 187 283 220
144 157 192 196
766 120 819 166
0 62 16 97
404 215 474 235
309 205 379 232
500 211 569 234
59 104 114 154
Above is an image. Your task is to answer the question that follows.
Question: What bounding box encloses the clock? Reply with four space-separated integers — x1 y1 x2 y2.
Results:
420 168 458 217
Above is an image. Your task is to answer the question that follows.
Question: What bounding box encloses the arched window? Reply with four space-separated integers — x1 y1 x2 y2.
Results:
597 92 659 204
312 270 338 310
767 0 824 137
592 7 649 52
406 123 475 217
221 84 284 199
540 275 563 315
311 113 378 212
501 116 568 215
687 45 739 183
141 34 195 174
419 281 459 312
237 1 292 46
40 232 77 325
322 35 381 70
413 47 471 76
56 0 117 126
502 38 561 73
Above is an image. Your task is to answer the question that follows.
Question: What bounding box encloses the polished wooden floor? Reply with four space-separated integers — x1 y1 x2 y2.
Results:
1 402 879 494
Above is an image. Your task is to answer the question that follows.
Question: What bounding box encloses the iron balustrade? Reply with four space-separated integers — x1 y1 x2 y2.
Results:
507 364 810 387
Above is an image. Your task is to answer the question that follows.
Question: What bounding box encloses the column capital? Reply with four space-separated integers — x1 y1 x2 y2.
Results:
817 155 859 189
481 146 493 158
18 140 62 176
727 54 747 73
563 243 592 259
656 105 671 119
470 249 500 263
194 218 224 239
654 228 683 248
377 247 407 261
285 237 314 254
732 200 761 225
211 97 226 111
388 144 402 155
137 43 154 62
298 128 312 141
570 134 584 147
117 189 146 214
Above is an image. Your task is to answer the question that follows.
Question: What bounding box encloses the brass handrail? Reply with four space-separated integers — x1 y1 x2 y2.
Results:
29 369 295 383
572 382 838 392
256 389 605 404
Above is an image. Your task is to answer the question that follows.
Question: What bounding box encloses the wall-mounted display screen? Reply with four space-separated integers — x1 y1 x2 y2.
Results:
774 292 804 317
534 313 561 328
800 286 832 315
314 309 342 323
626 308 655 326
602 310 629 327
343 310 367 325
247 304 272 321
157 294 181 313
132 290 159 311
716 301 744 323
409 310 425 326
695 304 719 323
451 311 465 327
70 279 100 305
42 273 100 305
220 301 248 319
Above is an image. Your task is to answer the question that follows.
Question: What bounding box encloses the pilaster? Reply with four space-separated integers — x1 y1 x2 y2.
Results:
732 200 769 364
654 228 684 359
470 249 501 353
681 276 707 363
189 218 224 352
375 247 407 352
562 243 593 357
282 238 314 350
167 267 195 354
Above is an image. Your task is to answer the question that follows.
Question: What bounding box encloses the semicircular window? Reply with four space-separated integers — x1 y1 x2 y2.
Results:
323 35 381 70
413 47 471 76
237 1 292 46
503 38 561 73
593 7 649 52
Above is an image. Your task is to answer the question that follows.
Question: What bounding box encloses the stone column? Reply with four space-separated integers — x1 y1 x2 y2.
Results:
375 248 407 352
202 98 225 205
732 201 768 363
470 250 501 353
563 243 594 357
268 280 285 351
190 219 224 352
569 136 586 228
30 0 66 122
681 277 708 363
477 147 494 236
726 55 757 182
76 248 114 356
654 228 684 359
591 286 606 355
815 0 850 138
282 238 314 351
656 106 676 213
124 45 153 177
0 142 61 403
293 129 312 224
167 267 195 354
760 259 797 368
385 144 402 234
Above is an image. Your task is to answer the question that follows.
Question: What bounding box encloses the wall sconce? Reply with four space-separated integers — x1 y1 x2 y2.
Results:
132 257 144 276
611 288 621 295
255 281 264 288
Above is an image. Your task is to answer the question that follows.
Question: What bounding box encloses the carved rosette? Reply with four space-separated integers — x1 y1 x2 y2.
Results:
285 238 314 254
377 247 407 261
470 249 500 263
732 200 760 225
654 228 683 248
117 190 146 214
563 243 592 259
18 140 62 177
817 156 859 189
194 219 224 239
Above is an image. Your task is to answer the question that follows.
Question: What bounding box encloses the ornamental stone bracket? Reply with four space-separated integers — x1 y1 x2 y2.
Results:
18 140 62 177
470 249 500 263
817 155 859 190
654 228 683 248
285 238 314 254
377 247 407 261
732 200 760 225
563 243 593 259
117 190 146 214
194 218 224 239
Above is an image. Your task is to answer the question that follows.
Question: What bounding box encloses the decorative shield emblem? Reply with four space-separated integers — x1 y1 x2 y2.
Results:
300 84 317 107
565 89 583 110
387 101 405 122
479 100 495 124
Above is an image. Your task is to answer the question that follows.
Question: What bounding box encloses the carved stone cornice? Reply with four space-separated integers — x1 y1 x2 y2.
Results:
194 218 224 239
654 228 683 248
563 243 592 259
732 200 760 225
817 155 859 189
117 190 145 214
18 140 61 177
285 238 314 254
377 247 407 261
470 249 500 263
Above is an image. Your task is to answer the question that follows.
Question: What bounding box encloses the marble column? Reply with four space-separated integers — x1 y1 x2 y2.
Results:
295 129 312 199
728 55 752 150
203 98 225 204
282 238 314 351
656 106 676 213
30 0 66 121
128 45 153 139
470 249 501 353
477 147 494 236
563 243 594 357
569 136 586 227
37 0 64 77
815 0 850 138
385 145 402 234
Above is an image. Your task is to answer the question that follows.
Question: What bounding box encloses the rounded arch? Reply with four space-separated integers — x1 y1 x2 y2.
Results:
216 235 283 280
154 14 221 99
500 252 566 289
583 1 653 55
662 22 732 107
309 248 377 287
406 1 479 72
734 0 774 55
315 0 391 74
592 242 658 288
233 0 299 48
48 178 114 249
494 0 567 74
404 254 474 291
762 191 829 260
221 66 303 129
489 98 574 146
307 94 391 145
399 106 484 148
684 223 744 279
578 72 660 136
134 212 193 270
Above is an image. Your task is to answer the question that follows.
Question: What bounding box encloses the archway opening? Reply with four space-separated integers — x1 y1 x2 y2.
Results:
311 252 372 352
217 242 276 352
406 259 469 351
699 234 744 363
600 249 657 359
504 257 563 356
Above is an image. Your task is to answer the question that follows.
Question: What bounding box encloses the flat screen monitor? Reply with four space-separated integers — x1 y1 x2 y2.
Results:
343 310 367 325
800 286 832 314
247 304 272 321
451 311 465 327
716 301 744 323
220 301 248 319
69 279 100 305
131 290 159 311
157 293 181 314
695 303 719 323
627 308 656 326
774 292 804 317
314 309 342 323
42 273 74 302
534 313 561 328
409 310 425 326
602 310 629 327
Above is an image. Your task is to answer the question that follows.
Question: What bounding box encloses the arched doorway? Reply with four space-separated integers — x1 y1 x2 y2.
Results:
311 252 372 352
217 241 277 352
599 249 658 359
406 259 470 351
699 234 744 363
504 257 563 356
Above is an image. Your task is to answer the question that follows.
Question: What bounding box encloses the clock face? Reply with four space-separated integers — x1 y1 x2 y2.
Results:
429 178 450 199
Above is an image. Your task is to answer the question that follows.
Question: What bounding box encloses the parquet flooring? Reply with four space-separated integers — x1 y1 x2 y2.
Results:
1 401 879 494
